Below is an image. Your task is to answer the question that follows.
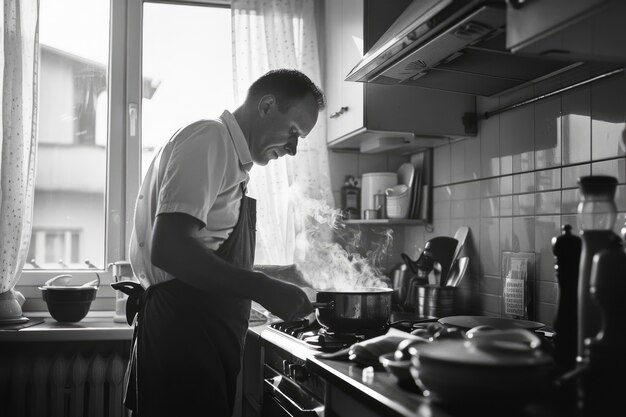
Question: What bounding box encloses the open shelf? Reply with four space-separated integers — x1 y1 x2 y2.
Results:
343 219 427 225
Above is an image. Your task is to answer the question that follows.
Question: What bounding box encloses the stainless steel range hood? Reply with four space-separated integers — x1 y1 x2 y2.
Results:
346 0 580 97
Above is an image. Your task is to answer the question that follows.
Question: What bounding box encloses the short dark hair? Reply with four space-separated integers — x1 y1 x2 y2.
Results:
246 69 326 112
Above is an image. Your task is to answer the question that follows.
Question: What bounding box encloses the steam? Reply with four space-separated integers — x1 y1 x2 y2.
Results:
291 186 393 291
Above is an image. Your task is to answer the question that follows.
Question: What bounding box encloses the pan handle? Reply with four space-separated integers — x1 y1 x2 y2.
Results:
311 301 334 310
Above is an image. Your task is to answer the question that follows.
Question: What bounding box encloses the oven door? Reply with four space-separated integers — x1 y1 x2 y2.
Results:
263 375 324 417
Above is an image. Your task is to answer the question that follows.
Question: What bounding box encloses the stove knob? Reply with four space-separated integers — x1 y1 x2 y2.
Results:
288 363 308 383
282 360 292 376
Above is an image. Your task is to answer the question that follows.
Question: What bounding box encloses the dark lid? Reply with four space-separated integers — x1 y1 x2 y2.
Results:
577 175 617 197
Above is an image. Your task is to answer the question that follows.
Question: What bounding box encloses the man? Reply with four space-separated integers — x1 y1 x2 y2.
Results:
122 69 325 416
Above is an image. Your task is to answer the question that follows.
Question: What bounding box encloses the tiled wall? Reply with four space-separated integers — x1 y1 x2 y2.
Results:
403 71 626 326
325 71 625 326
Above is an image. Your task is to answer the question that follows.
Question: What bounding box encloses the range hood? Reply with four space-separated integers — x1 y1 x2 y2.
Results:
346 0 580 97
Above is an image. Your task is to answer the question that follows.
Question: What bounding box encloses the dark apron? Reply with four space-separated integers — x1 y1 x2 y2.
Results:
114 184 256 417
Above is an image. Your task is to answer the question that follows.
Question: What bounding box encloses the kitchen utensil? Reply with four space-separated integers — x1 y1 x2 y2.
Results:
363 209 379 220
312 287 393 333
404 283 457 319
373 193 386 218
409 328 555 407
348 334 407 366
551 224 582 376
385 186 411 219
109 261 138 323
443 226 468 286
379 353 420 391
397 162 415 190
402 236 458 288
437 315 545 331
45 274 72 287
390 263 410 307
446 256 469 287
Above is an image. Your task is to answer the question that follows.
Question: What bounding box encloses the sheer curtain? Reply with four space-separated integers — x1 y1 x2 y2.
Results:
231 0 332 265
0 0 39 295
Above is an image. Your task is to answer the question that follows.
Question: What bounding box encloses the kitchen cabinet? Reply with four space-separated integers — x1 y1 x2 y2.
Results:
324 0 476 153
506 0 626 63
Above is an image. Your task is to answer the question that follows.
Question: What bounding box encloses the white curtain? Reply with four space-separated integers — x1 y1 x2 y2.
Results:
232 0 333 265
0 0 39 294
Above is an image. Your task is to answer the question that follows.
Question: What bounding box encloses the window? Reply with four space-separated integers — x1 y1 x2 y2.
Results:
24 0 110 273
141 2 234 178
20 0 232 289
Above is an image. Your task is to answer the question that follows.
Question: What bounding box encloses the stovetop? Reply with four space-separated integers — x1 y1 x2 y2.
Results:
268 320 392 353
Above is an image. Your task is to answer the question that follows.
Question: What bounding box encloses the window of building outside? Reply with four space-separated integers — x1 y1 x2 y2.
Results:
23 0 233 290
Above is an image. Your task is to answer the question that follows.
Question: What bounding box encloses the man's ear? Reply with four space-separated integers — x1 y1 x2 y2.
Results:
258 94 276 117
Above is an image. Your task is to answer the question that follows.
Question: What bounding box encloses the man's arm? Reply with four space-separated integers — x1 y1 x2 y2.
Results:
252 264 308 286
151 212 312 321
253 264 317 301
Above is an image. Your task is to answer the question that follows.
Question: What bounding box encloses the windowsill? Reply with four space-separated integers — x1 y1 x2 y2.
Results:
0 310 133 342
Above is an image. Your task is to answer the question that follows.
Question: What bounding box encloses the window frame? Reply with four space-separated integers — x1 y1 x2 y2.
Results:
19 0 230 293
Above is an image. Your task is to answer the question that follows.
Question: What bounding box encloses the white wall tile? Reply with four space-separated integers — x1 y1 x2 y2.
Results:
433 144 451 186
562 87 591 164
535 96 562 169
591 75 626 160
535 168 561 191
480 116 500 177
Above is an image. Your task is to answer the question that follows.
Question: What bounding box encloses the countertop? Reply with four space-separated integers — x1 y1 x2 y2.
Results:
305 325 565 417
0 311 134 342
307 355 564 417
0 302 274 343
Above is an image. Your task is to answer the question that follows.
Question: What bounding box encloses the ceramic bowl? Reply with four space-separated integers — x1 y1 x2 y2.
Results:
379 352 420 392
40 286 97 322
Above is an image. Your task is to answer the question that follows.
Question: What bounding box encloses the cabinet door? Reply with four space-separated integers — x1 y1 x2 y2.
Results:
506 0 610 53
338 0 364 138
325 0 343 142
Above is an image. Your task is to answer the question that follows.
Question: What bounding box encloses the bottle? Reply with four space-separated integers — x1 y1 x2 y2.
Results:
341 176 360 220
576 175 619 360
575 175 620 415
583 233 625 416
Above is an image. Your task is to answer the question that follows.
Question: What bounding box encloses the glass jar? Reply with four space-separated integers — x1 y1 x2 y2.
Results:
577 176 618 231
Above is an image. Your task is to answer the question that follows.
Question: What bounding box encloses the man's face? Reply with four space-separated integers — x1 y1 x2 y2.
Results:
250 92 319 166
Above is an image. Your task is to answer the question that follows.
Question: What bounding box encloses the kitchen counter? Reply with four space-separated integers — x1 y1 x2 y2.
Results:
308 356 565 417
0 311 133 342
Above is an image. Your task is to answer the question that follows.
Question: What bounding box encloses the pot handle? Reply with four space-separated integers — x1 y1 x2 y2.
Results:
401 252 418 274
311 301 334 310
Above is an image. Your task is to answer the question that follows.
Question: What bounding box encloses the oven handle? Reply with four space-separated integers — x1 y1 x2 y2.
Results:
264 375 324 417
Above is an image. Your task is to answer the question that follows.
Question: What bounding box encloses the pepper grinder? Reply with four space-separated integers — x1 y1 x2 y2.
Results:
551 224 582 376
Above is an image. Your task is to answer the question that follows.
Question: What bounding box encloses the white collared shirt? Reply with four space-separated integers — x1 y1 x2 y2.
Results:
129 111 253 286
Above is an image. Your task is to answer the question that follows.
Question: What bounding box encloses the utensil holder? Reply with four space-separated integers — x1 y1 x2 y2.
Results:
405 283 457 318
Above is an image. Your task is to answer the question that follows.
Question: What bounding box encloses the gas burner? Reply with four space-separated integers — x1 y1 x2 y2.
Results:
269 321 391 352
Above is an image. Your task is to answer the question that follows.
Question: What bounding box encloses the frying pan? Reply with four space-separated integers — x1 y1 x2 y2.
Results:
437 315 545 331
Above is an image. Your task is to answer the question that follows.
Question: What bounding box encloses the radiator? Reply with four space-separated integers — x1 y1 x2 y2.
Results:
0 352 128 417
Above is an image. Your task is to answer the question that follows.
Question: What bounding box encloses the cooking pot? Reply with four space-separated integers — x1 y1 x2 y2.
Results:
312 287 393 333
409 328 555 407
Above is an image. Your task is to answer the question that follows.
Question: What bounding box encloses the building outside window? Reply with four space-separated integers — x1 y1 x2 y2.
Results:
22 0 233 294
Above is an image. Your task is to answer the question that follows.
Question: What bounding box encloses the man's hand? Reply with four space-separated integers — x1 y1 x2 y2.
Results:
258 277 313 322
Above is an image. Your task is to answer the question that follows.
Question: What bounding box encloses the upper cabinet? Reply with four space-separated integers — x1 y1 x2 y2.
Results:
324 0 476 153
506 0 626 63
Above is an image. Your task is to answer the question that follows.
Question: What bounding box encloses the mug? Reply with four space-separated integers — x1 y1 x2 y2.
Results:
0 289 26 319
